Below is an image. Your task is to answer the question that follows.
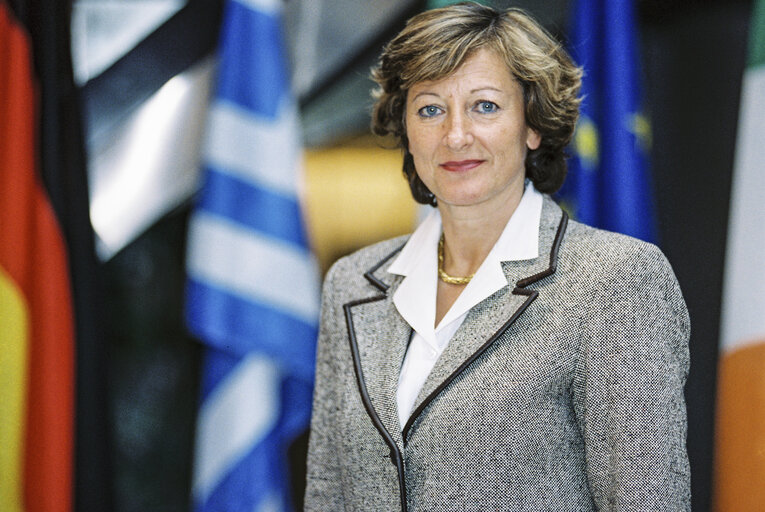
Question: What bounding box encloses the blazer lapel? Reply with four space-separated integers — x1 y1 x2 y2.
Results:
405 198 566 435
344 249 410 447
409 282 530 413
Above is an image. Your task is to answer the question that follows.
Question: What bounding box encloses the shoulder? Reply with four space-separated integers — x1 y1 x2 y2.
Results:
560 218 676 282
558 218 688 319
559 219 689 334
538 196 673 281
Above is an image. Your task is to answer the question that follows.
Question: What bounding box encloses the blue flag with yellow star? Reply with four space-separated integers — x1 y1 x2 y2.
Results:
559 0 656 242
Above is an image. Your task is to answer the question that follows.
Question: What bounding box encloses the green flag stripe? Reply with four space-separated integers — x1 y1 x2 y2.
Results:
750 0 765 67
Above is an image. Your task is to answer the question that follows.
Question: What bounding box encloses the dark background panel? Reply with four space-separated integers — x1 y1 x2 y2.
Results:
103 208 201 512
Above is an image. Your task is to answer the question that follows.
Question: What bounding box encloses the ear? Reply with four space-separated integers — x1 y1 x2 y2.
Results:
526 128 541 150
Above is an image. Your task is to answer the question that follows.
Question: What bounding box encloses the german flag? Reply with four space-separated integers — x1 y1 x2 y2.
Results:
0 3 75 510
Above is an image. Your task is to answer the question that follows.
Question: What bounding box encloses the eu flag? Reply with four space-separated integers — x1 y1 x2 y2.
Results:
185 0 319 510
558 0 657 243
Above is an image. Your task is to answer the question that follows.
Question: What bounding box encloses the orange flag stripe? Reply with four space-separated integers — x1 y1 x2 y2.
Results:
713 340 765 511
0 4 75 511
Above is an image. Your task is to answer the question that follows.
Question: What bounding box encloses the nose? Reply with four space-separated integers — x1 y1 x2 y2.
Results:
444 111 472 150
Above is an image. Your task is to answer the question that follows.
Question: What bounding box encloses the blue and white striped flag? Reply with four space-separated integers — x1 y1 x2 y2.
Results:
558 0 657 243
185 0 319 510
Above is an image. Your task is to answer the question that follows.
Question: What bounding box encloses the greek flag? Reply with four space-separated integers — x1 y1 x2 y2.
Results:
559 0 657 243
185 0 319 510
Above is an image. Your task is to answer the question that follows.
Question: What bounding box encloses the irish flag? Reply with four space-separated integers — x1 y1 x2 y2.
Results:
713 1 765 509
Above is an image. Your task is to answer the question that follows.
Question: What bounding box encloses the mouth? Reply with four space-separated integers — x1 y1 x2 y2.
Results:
439 159 484 172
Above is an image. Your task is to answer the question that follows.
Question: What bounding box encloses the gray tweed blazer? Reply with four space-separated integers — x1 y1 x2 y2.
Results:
305 197 691 511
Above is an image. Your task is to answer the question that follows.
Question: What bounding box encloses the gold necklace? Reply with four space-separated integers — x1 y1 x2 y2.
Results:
438 234 474 285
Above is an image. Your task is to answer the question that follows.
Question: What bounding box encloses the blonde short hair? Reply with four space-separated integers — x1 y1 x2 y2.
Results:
371 2 582 205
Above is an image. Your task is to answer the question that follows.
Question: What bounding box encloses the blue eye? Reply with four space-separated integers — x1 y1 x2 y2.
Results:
475 101 499 113
417 105 443 118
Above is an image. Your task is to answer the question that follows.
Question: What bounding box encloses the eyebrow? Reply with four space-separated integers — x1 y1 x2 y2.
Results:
410 91 439 102
471 87 503 94
410 87 505 102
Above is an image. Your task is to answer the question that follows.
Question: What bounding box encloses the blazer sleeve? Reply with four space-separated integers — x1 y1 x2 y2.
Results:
572 243 691 511
304 262 346 511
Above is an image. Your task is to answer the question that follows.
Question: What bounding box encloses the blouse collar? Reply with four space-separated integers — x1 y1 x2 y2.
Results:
387 182 543 344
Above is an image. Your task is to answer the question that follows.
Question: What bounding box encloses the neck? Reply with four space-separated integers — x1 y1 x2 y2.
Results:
437 188 524 276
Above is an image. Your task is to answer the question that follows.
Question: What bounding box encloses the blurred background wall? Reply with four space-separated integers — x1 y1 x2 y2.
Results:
2 0 756 510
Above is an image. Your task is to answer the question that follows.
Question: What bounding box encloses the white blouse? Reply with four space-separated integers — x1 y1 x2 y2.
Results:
387 182 544 429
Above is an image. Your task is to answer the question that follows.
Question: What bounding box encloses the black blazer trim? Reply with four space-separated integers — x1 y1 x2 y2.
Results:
344 242 409 511
517 210 568 288
363 241 406 292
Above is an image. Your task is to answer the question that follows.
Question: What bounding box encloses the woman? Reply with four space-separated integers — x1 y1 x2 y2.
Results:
305 3 690 511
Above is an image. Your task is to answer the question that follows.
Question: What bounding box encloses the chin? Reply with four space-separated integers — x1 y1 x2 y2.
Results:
438 194 490 208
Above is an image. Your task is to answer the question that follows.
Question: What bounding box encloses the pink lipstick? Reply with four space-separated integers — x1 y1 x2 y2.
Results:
439 159 484 172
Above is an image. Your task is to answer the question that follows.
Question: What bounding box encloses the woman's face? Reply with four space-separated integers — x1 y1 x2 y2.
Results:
406 48 540 213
